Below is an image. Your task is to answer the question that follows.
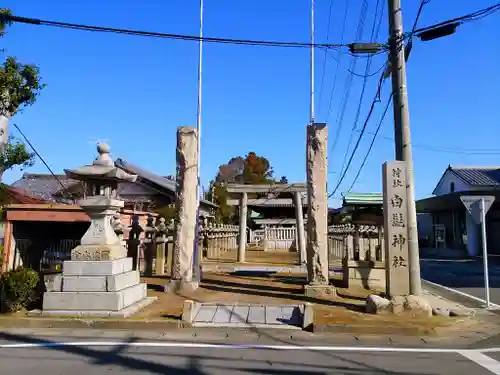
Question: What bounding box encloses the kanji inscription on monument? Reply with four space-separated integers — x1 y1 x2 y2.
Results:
382 160 410 297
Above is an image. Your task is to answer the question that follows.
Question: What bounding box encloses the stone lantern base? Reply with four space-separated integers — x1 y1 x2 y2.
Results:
36 254 157 318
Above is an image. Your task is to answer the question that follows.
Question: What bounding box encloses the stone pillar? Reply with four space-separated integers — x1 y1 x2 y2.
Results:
167 126 199 292
127 216 143 271
143 215 156 277
305 123 335 297
155 218 167 275
238 192 248 263
294 191 307 265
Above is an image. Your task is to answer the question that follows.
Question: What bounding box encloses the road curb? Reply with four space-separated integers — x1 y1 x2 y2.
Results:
0 316 190 330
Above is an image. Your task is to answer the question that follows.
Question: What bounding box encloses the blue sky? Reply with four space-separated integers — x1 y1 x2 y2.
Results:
2 0 499 207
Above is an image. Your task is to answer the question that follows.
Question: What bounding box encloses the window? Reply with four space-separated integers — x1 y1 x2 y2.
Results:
450 182 455 193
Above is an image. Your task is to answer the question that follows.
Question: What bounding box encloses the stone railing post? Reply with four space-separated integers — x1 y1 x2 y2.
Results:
155 217 167 275
127 215 143 271
143 215 157 276
206 222 214 259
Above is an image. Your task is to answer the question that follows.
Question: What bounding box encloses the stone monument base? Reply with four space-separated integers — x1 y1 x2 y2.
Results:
304 284 337 298
40 257 156 318
70 244 127 261
164 279 199 294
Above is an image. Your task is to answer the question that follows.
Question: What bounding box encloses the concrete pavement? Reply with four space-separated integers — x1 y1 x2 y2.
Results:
0 331 500 374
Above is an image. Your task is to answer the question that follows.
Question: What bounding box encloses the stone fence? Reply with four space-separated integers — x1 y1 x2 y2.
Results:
113 215 239 275
328 223 385 290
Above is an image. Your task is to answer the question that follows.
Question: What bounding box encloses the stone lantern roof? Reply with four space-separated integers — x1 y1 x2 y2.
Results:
64 143 137 183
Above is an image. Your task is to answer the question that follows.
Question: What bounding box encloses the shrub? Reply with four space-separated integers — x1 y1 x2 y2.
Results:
0 267 39 313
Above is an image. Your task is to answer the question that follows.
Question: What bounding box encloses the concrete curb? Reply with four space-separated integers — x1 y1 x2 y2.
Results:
302 303 314 331
181 300 201 323
0 316 190 330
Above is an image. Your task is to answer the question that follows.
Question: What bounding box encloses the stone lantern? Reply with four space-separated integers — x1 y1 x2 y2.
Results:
40 143 157 317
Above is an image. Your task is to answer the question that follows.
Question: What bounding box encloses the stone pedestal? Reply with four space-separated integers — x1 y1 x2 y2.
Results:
41 252 156 317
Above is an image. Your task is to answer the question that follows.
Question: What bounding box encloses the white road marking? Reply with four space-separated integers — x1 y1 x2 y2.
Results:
423 279 500 308
1 341 500 354
460 351 500 374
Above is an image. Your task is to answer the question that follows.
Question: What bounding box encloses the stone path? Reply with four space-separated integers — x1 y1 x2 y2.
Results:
192 304 304 329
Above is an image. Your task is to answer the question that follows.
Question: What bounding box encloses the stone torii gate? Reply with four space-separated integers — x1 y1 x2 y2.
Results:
225 183 307 264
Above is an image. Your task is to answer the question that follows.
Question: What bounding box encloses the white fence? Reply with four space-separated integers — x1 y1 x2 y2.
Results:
250 227 304 251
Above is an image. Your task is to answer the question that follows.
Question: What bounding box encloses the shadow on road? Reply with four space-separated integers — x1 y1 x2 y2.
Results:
0 331 437 374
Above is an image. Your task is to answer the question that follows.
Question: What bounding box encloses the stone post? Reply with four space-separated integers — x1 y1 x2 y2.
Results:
155 218 167 275
294 191 307 265
167 126 199 292
143 215 157 277
305 123 335 297
127 215 143 271
238 192 248 263
382 160 410 297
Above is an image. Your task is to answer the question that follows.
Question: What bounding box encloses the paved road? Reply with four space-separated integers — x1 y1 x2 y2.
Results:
0 339 498 374
1 330 500 374
421 257 500 306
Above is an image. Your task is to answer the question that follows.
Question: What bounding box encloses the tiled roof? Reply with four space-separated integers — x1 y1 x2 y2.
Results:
343 192 383 206
115 158 217 208
450 166 500 186
3 185 50 204
10 173 78 201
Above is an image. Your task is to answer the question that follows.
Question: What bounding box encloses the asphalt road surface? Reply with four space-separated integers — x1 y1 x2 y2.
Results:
1 332 500 375
421 257 500 307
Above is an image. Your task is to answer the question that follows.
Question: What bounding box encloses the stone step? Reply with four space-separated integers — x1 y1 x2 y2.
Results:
191 303 304 329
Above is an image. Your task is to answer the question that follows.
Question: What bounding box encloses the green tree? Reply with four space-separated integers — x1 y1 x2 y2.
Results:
0 9 44 181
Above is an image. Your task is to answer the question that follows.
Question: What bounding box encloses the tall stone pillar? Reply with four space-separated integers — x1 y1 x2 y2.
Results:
294 191 307 265
167 127 199 292
238 192 248 263
305 123 335 297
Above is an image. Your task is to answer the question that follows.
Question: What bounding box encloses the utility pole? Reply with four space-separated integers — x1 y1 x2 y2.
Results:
310 0 315 123
387 0 421 295
192 0 204 281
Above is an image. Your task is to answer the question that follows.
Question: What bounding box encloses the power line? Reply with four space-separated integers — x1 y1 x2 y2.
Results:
338 0 384 180
323 0 349 122
2 13 369 50
328 0 369 156
337 0 430 196
363 130 500 155
12 123 74 199
328 70 385 198
413 2 500 35
347 95 392 192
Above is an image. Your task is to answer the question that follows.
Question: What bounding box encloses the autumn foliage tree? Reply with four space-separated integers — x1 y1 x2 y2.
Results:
207 152 275 223
0 9 44 181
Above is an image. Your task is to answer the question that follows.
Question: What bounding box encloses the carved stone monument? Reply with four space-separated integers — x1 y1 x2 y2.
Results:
40 143 157 317
304 123 336 297
382 160 410 297
165 126 199 292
